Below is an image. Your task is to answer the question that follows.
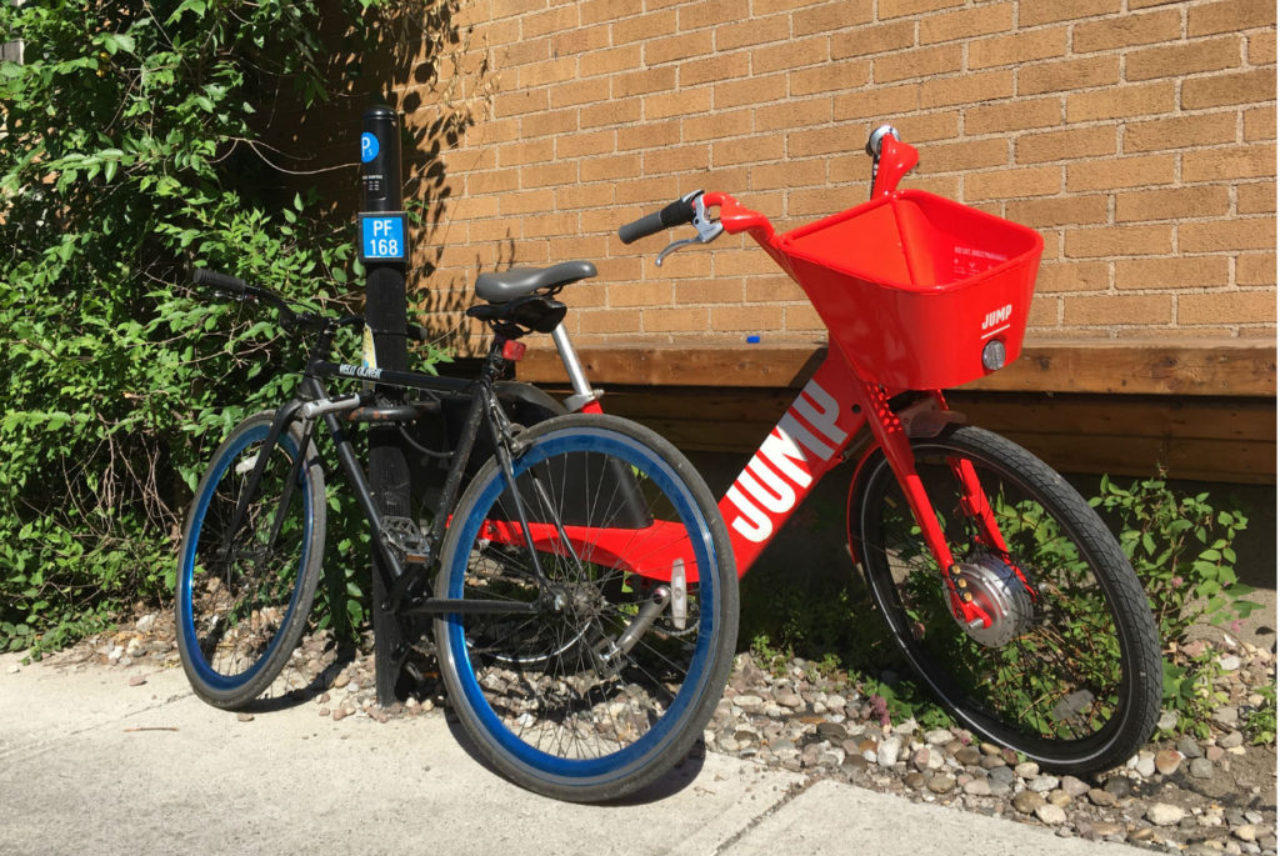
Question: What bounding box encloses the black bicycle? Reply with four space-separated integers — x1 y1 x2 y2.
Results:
174 268 738 802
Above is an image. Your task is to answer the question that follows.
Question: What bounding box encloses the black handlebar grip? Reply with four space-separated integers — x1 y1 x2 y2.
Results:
192 268 248 294
617 196 697 244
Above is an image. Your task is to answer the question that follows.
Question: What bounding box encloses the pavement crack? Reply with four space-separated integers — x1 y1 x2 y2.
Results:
711 773 821 856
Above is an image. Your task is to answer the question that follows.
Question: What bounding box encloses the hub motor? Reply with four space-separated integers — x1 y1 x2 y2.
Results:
953 554 1035 647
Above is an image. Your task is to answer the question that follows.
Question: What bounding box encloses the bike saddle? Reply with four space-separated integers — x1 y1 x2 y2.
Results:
474 260 596 303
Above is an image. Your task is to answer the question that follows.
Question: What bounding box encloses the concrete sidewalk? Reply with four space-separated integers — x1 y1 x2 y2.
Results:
0 652 1147 856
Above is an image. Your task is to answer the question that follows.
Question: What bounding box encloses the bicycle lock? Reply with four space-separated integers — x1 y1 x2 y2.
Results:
359 105 412 706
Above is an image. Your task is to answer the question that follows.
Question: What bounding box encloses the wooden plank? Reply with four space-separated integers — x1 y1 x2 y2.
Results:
519 341 1277 397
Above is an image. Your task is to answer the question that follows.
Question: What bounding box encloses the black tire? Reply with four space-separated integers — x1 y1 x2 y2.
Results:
176 412 326 709
850 425 1161 773
434 414 738 802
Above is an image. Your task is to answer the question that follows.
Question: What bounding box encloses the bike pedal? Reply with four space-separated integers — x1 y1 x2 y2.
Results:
382 515 431 563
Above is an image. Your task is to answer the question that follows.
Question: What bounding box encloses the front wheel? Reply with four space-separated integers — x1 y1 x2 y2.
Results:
176 411 326 709
434 414 738 802
850 425 1161 773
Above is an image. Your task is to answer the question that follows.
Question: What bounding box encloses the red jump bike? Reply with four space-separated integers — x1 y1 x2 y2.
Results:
520 125 1163 774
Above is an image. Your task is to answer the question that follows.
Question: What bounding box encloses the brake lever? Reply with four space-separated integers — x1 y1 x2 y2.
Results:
656 194 723 266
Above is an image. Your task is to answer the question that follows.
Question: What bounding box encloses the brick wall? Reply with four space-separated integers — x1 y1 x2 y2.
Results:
399 0 1276 351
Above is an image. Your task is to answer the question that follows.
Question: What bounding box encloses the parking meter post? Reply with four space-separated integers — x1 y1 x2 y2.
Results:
361 105 411 707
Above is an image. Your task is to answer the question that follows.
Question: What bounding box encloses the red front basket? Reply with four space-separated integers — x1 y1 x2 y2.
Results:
775 190 1043 390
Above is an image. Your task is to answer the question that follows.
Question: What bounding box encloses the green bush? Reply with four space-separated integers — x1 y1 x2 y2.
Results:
0 0 429 653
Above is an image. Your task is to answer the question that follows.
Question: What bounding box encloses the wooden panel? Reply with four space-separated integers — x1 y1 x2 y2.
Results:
519 341 1277 397
538 384 1276 484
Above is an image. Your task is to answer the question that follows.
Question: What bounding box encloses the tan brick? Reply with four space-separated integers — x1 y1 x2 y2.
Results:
467 169 520 196
580 45 642 78
1181 218 1277 252
555 182 609 210
715 73 789 109
791 60 871 96
612 11 676 45
890 110 962 143
606 281 673 308
1117 186 1231 222
549 79 606 109
711 304 785 332
1249 29 1276 64
1178 291 1276 324
831 22 916 59
1065 154 1176 191
579 309 643 335
833 83 923 120
1026 293 1062 328
1020 56 1120 96
1065 224 1174 257
1189 0 1276 36
1245 107 1277 142
1237 253 1277 286
521 160 577 189
964 98 1062 134
491 0 549 20
713 135 786 167
1016 127 1116 164
1064 294 1172 325
1067 82 1175 121
643 307 711 332
1072 10 1181 53
678 0 740 31
788 125 862 157
618 120 680 151
521 211 579 238
580 153 642 182
494 87 548 118
1115 257 1231 290
644 31 715 66
878 0 964 19
876 45 964 83
1035 261 1111 292
554 129 614 159
965 165 1062 201
1006 195 1110 227
925 138 1010 172
919 4 1015 45
501 36 550 68
1183 144 1276 182
522 4 579 39
793 0 874 36
755 98 833 132
1126 36 1243 83
580 99 640 129
683 108 753 142
715 18 783 51
499 188 556 216
675 278 746 304
551 23 611 56
784 302 828 333
969 27 1068 70
498 139 555 167
1124 114 1238 153
1182 69 1276 109
1020 0 1121 26
612 67 676 98
1238 182 1276 216
922 70 1015 108
645 88 713 120
753 37 831 75
788 186 856 216
746 277 808 303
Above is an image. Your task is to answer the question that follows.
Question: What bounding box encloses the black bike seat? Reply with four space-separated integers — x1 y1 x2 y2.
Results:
474 260 596 303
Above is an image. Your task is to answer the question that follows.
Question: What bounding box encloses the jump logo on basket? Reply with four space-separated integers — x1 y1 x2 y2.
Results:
982 304 1013 331
725 379 847 543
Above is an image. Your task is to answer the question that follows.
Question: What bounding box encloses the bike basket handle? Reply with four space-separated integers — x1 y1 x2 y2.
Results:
192 268 249 295
618 196 698 244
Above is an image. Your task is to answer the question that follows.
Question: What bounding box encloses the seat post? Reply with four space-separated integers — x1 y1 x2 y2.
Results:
551 323 600 412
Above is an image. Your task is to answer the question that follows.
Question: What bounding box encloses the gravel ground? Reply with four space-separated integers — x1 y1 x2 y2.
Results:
38 610 1277 855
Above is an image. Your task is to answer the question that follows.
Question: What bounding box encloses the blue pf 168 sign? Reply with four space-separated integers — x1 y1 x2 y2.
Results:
358 213 408 263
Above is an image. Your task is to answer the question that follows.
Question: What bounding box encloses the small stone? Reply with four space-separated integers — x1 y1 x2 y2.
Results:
963 778 991 797
1000 747 1019 765
1155 749 1183 775
1178 736 1205 758
1036 804 1068 825
905 772 927 790
776 691 804 709
1212 706 1240 728
912 747 934 772
1157 709 1179 731
1206 745 1225 762
1189 758 1214 779
988 766 1015 787
1047 790 1073 808
817 721 847 742
1060 775 1090 798
954 746 983 766
927 774 956 794
1219 731 1244 749
5 663 19 675
924 728 954 745
1014 761 1040 778
979 741 1002 756
980 755 1007 770
1028 774 1060 793
733 694 765 712
127 674 147 687
1091 821 1126 839
1135 751 1157 777
1103 776 1132 798
136 613 158 633
318 707 330 717
332 708 350 721
1218 654 1242 671
1148 803 1188 826
1012 790 1046 814
1088 788 1118 807
1233 825 1258 843
236 713 255 723
877 736 902 768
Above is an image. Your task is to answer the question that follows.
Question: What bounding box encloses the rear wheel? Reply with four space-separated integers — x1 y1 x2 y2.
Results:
176 412 325 709
850 425 1161 773
434 414 738 802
